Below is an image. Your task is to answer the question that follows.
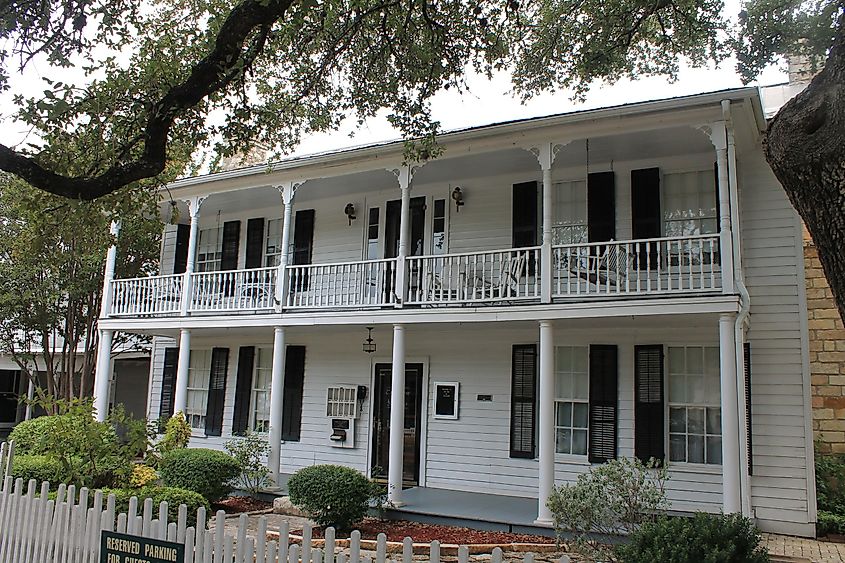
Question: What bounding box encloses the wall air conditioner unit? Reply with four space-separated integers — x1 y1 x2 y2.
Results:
326 385 359 448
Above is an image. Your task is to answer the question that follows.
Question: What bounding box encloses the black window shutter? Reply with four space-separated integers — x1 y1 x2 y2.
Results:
159 347 179 419
282 346 306 442
172 224 191 275
220 220 241 271
588 344 618 463
634 345 665 465
744 342 753 476
232 346 256 435
512 181 538 248
292 210 315 291
205 347 230 437
587 172 616 243
631 168 661 269
510 344 537 459
245 218 265 269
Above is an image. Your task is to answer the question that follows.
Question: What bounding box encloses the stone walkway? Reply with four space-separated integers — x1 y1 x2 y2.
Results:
212 513 845 563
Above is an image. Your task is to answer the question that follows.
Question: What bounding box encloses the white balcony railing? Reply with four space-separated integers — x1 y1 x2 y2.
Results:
285 258 397 309
406 247 542 305
188 267 277 312
552 234 721 298
110 274 183 316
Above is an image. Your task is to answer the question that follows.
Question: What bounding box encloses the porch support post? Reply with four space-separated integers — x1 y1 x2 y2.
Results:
180 196 206 316
539 146 555 303
391 166 413 306
93 329 114 422
100 220 121 318
268 326 287 485
709 122 735 294
173 328 192 415
388 323 406 505
275 183 298 311
536 320 555 523
719 312 741 513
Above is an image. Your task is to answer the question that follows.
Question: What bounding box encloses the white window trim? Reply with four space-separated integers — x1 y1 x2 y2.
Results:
661 169 718 239
185 349 212 432
554 345 589 457
196 226 223 272
249 347 272 433
264 217 284 268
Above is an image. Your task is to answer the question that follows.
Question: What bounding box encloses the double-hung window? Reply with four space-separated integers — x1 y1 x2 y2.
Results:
554 346 589 455
196 227 223 272
250 348 272 433
186 350 212 430
668 346 722 465
662 171 717 237
265 218 284 267
553 180 588 245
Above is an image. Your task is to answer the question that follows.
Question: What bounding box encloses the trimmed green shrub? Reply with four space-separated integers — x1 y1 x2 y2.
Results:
617 513 769 563
8 417 59 455
159 448 240 501
288 464 378 530
816 453 845 515
11 455 67 484
818 510 845 536
101 486 209 528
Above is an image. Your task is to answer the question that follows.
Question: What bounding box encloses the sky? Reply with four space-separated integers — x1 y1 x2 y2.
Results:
0 1 789 161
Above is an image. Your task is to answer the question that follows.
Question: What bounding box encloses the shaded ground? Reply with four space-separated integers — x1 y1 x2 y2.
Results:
212 495 273 514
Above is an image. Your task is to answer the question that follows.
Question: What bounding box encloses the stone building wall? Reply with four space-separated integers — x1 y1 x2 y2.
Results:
805 225 845 454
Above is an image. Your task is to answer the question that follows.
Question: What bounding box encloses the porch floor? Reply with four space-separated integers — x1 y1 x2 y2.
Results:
384 487 553 536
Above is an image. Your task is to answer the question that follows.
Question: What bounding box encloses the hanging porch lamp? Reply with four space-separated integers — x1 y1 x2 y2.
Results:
363 326 377 354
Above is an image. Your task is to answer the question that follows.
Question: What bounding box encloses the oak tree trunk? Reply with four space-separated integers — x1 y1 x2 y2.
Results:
765 15 845 324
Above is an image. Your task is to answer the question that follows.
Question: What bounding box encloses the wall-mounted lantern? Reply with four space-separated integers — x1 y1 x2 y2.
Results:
451 186 465 212
344 203 357 226
362 326 376 354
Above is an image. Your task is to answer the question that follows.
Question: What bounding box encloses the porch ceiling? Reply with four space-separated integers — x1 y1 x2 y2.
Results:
162 124 715 218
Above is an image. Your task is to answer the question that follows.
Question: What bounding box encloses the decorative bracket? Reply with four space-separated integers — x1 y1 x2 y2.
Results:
388 163 422 189
525 141 570 171
185 196 207 220
696 122 727 151
276 181 304 205
109 220 121 237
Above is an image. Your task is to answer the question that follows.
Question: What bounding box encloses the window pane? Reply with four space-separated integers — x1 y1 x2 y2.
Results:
706 437 723 464
687 435 705 464
556 347 572 372
573 403 589 428
688 407 705 434
706 407 721 434
687 347 703 374
556 402 572 426
556 429 572 454
668 347 685 374
572 429 588 455
573 347 588 373
669 434 686 462
573 371 589 401
555 371 572 400
669 407 686 433
689 375 705 403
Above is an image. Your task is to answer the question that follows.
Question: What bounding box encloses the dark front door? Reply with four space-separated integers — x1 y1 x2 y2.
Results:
371 363 424 485
0 370 21 426
385 197 426 259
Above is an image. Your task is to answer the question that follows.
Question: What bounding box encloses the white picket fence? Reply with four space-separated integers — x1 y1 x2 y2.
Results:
0 443 569 563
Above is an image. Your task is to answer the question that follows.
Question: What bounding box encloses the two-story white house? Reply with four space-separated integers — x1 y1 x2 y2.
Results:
92 86 817 537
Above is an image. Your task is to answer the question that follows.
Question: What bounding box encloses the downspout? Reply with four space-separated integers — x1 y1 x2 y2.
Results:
722 99 753 517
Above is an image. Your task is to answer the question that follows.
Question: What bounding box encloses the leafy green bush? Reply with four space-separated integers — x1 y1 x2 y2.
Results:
224 431 271 495
617 513 769 563
102 486 210 528
547 457 668 562
288 464 379 530
159 448 240 501
11 455 67 484
818 510 845 536
8 417 58 455
816 453 845 516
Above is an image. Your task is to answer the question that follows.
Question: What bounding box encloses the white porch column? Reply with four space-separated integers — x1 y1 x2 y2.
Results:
99 220 121 318
173 328 192 415
392 166 413 306
93 329 114 421
180 196 205 315
388 324 406 505
540 147 555 303
275 185 297 311
720 313 741 513
537 321 555 523
709 122 735 294
268 326 287 485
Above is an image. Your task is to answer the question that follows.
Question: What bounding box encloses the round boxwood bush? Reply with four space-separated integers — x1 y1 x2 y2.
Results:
8 417 58 455
288 465 377 530
102 486 210 528
159 448 240 501
10 455 68 484
616 513 769 563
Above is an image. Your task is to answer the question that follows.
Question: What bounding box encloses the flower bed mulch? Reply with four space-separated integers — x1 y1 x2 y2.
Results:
294 518 556 545
212 496 273 514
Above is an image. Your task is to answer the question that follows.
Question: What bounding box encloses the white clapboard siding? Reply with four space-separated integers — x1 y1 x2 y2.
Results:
0 468 569 563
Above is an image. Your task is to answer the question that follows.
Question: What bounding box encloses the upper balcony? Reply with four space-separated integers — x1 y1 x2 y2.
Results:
101 89 756 321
